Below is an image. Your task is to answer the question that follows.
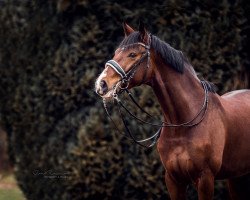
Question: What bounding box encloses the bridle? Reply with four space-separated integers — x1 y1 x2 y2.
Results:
105 41 151 92
103 35 209 148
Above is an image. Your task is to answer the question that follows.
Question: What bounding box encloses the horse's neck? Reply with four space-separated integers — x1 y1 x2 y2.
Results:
151 62 204 124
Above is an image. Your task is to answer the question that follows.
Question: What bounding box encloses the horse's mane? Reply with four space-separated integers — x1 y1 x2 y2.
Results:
119 32 186 73
119 32 216 93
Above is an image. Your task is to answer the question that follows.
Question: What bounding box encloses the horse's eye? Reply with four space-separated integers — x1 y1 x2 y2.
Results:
128 52 137 58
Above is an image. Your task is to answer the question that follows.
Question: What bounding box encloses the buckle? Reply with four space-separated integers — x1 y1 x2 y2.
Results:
119 79 130 90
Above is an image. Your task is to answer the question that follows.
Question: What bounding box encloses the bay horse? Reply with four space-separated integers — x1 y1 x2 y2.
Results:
95 23 250 200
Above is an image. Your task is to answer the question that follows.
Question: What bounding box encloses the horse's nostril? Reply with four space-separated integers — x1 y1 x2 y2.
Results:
100 80 108 94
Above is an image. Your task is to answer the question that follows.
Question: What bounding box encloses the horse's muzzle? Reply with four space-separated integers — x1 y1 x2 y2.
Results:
96 80 108 96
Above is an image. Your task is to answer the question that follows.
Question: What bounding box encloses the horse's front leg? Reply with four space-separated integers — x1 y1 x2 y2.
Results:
197 169 214 200
165 172 187 200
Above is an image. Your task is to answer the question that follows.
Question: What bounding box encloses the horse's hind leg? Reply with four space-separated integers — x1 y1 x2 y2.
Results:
228 173 250 200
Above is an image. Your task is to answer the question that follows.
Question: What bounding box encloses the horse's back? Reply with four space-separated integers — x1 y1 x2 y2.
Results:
221 89 250 112
221 89 250 121
222 89 250 99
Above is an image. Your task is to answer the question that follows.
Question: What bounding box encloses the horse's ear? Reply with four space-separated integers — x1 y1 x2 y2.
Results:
123 22 134 37
138 21 149 44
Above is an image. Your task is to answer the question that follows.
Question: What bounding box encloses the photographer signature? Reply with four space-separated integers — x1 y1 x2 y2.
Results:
33 169 72 176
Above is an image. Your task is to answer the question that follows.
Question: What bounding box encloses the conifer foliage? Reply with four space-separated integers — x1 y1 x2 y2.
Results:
0 0 249 199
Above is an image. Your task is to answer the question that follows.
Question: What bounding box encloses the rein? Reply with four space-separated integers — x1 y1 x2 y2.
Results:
119 81 209 128
103 38 209 148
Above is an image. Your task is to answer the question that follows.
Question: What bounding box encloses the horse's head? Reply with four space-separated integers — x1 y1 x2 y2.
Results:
95 23 154 99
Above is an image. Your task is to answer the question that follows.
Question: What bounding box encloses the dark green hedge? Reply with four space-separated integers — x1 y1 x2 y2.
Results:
0 0 249 199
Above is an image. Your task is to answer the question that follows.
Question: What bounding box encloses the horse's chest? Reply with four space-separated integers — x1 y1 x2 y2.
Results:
169 149 197 178
157 142 203 181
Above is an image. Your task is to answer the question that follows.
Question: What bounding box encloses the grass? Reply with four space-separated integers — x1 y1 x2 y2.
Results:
0 173 26 200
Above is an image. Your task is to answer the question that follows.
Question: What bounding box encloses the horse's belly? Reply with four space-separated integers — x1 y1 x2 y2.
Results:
216 164 250 180
217 151 250 179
